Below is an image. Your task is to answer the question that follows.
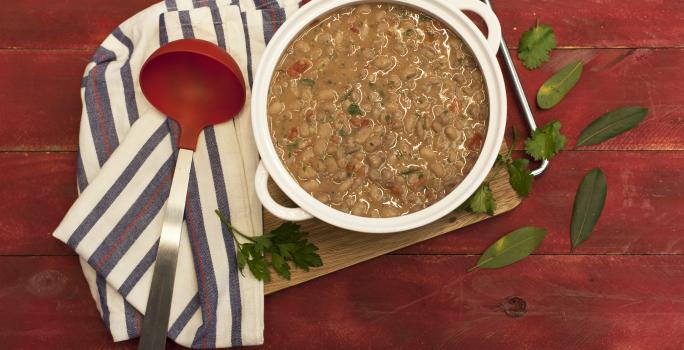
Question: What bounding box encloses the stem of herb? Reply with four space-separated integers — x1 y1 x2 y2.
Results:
214 209 255 244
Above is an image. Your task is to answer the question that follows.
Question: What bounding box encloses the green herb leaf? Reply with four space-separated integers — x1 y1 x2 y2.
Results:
347 103 363 116
215 211 322 281
507 158 534 197
270 252 291 280
537 60 583 109
576 106 649 147
400 167 419 175
570 168 607 250
299 79 315 86
469 227 547 271
517 21 556 70
463 183 496 215
524 120 566 161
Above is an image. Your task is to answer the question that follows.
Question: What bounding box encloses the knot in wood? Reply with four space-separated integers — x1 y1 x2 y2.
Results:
501 296 527 318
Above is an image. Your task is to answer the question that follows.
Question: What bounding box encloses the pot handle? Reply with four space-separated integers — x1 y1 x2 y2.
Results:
456 0 502 55
255 161 314 221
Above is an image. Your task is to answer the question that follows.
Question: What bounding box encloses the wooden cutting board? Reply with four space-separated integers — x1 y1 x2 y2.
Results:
263 145 520 294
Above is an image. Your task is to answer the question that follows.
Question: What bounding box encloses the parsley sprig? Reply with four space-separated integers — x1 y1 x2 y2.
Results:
462 120 567 214
215 210 322 282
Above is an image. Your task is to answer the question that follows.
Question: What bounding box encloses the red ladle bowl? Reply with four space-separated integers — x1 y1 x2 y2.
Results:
140 38 246 149
137 39 246 350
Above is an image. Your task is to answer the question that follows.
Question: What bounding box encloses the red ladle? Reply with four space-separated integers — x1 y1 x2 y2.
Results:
138 39 246 350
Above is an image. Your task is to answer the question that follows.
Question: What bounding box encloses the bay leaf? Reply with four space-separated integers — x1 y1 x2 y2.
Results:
537 60 583 109
469 227 547 271
576 106 649 147
570 168 607 250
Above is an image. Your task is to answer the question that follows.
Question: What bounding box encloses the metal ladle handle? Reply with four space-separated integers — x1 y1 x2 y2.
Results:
481 0 549 176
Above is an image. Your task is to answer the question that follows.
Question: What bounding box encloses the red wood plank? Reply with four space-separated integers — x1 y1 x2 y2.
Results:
0 256 122 348
2 151 683 256
0 0 157 50
2 255 683 349
0 51 84 151
400 150 684 255
505 48 684 151
1 0 682 49
0 153 76 255
2 48 682 151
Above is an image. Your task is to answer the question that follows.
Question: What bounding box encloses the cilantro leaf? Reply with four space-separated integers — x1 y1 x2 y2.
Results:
215 210 322 282
299 79 315 86
507 158 534 197
461 183 496 215
518 21 557 70
347 103 363 116
525 120 566 161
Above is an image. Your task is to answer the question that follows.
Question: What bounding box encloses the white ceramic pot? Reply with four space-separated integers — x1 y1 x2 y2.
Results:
251 0 506 233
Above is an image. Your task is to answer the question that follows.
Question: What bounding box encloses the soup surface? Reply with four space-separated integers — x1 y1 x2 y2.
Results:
267 3 488 218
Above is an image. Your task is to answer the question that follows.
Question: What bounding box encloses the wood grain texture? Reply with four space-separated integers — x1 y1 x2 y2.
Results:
505 48 684 151
3 255 684 349
2 48 682 151
2 0 683 348
0 51 85 151
0 153 76 256
263 149 521 293
400 150 684 255
4 150 684 257
1 0 681 49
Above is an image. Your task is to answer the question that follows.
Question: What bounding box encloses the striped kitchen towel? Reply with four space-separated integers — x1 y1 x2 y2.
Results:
52 0 299 347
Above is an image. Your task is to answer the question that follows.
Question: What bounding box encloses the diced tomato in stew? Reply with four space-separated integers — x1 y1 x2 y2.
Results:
286 59 313 78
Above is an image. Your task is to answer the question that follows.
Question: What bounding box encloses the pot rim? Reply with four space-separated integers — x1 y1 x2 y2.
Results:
252 0 507 233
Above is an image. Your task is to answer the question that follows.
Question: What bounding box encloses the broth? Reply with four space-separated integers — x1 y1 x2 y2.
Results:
267 3 488 218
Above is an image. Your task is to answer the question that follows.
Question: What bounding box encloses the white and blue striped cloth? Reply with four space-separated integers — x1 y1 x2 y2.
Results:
52 0 300 347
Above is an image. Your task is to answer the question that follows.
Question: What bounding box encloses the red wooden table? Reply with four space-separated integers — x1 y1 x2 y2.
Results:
2 1 683 349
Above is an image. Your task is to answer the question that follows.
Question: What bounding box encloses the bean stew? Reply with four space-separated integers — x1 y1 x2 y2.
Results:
267 3 488 218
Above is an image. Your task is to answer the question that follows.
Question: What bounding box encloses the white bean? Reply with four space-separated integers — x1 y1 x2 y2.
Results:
338 179 353 193
428 161 446 178
324 157 338 173
268 101 285 115
419 147 435 159
404 113 418 132
313 138 328 155
373 55 392 70
365 135 382 152
351 201 369 216
294 40 310 53
301 179 319 191
355 126 372 143
445 126 460 141
317 89 336 101
318 123 333 138
357 4 372 15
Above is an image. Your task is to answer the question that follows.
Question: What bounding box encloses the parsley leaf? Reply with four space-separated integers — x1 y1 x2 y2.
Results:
347 103 363 116
507 158 534 197
518 20 557 70
299 79 315 86
461 183 496 215
525 120 566 160
215 210 322 281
